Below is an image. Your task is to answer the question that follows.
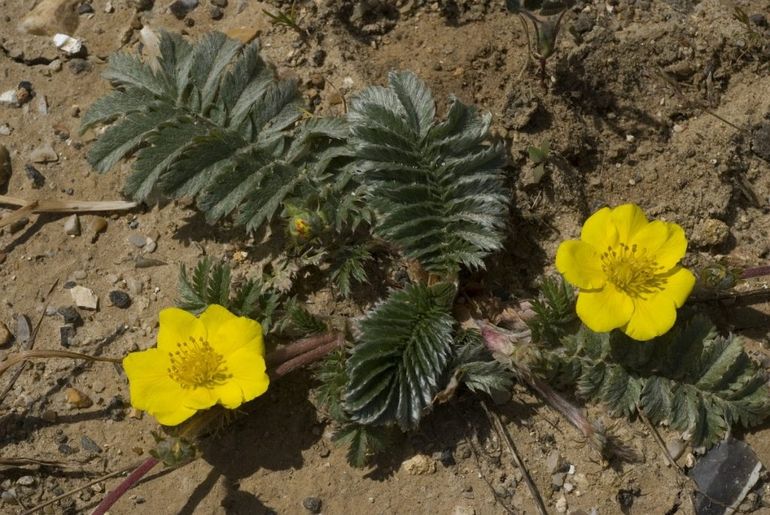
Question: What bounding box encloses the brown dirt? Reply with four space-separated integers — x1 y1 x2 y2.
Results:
1 0 770 513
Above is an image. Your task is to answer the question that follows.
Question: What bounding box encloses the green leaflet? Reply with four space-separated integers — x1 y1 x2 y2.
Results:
349 71 508 275
543 316 770 447
82 31 345 235
345 282 457 430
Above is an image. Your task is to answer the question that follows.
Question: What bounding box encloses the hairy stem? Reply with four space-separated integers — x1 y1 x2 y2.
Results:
91 457 160 515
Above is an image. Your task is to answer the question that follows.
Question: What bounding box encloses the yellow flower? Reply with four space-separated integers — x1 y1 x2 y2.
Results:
123 305 269 426
556 204 696 341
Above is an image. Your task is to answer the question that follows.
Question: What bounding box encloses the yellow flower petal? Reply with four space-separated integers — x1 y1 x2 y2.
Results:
580 206 618 250
576 285 634 332
659 266 696 308
123 349 197 426
556 240 606 289
182 387 219 410
199 304 238 333
217 347 269 409
623 294 676 341
610 203 649 242
653 223 688 270
157 308 205 353
209 316 264 356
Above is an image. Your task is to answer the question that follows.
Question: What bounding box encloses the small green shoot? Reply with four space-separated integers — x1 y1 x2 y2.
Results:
263 2 309 40
526 140 551 184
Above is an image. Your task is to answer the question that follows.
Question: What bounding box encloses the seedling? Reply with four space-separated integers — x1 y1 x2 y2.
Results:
526 140 550 184
507 0 574 90
263 1 309 41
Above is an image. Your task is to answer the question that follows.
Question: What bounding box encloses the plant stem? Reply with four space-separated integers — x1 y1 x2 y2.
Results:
741 265 770 279
91 457 159 515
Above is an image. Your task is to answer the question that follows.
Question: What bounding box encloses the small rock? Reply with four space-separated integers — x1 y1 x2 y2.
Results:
53 33 84 56
63 214 80 236
78 2 94 14
128 234 148 248
0 90 19 107
109 290 132 309
69 285 98 310
1 489 17 504
749 14 767 27
0 321 12 347
401 454 436 475
546 450 564 474
210 6 223 19
552 472 566 489
126 277 144 294
555 495 568 513
144 239 157 253
25 164 46 188
564 482 575 493
169 0 198 19
104 1 114 12
751 122 770 162
16 476 35 487
225 26 261 44
572 12 594 34
30 143 58 163
0 124 11 136
48 59 63 72
58 443 76 455
80 435 102 454
60 324 76 347
65 387 93 408
68 58 91 74
57 306 83 326
0 145 11 191
312 49 326 67
41 409 58 423
18 0 80 36
89 217 108 243
302 496 322 513
129 0 153 11
691 218 730 248
666 437 686 461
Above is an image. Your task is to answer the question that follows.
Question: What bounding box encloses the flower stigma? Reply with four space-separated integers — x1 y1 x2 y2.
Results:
600 242 665 297
168 336 231 389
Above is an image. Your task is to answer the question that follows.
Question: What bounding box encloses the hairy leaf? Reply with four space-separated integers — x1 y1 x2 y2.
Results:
543 317 770 447
345 282 457 430
349 71 508 275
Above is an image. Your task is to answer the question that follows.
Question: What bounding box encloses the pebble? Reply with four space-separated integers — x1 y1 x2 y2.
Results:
692 218 730 248
89 217 108 243
564 482 575 493
80 435 102 454
68 58 91 74
63 214 80 236
18 0 80 36
48 59 63 72
0 145 10 190
65 387 93 408
52 33 84 56
109 290 132 309
546 450 564 474
58 306 82 325
555 495 568 513
30 143 58 163
401 454 436 475
25 164 46 188
59 324 76 347
210 6 223 19
72 270 87 280
302 496 322 513
128 234 149 248
0 124 11 136
126 277 144 295
666 437 686 461
69 285 98 310
0 321 12 347
16 476 35 487
1 489 17 503
144 239 157 253
41 409 58 423
169 0 198 19
0 90 19 107
58 443 76 455
552 472 566 489
225 26 261 44
312 49 326 67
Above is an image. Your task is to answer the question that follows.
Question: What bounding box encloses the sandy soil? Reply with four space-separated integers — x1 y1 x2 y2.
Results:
1 0 770 513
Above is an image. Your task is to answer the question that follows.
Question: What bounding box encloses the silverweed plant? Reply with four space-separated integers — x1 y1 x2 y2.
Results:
7 29 770 512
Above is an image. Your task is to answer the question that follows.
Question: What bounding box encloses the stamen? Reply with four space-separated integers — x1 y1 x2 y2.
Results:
601 242 666 298
168 337 231 389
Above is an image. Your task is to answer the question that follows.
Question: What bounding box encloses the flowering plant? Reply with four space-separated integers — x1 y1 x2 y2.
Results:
122 305 270 425
556 203 695 341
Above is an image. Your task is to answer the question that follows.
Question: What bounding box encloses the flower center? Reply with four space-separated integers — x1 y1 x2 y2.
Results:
601 242 665 298
168 337 230 389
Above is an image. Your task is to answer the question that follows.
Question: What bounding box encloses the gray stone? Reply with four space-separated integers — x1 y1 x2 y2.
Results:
128 234 148 247
69 285 98 310
16 476 35 487
30 143 58 163
64 214 80 236
18 0 80 36
545 450 564 474
0 90 19 107
302 497 322 513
